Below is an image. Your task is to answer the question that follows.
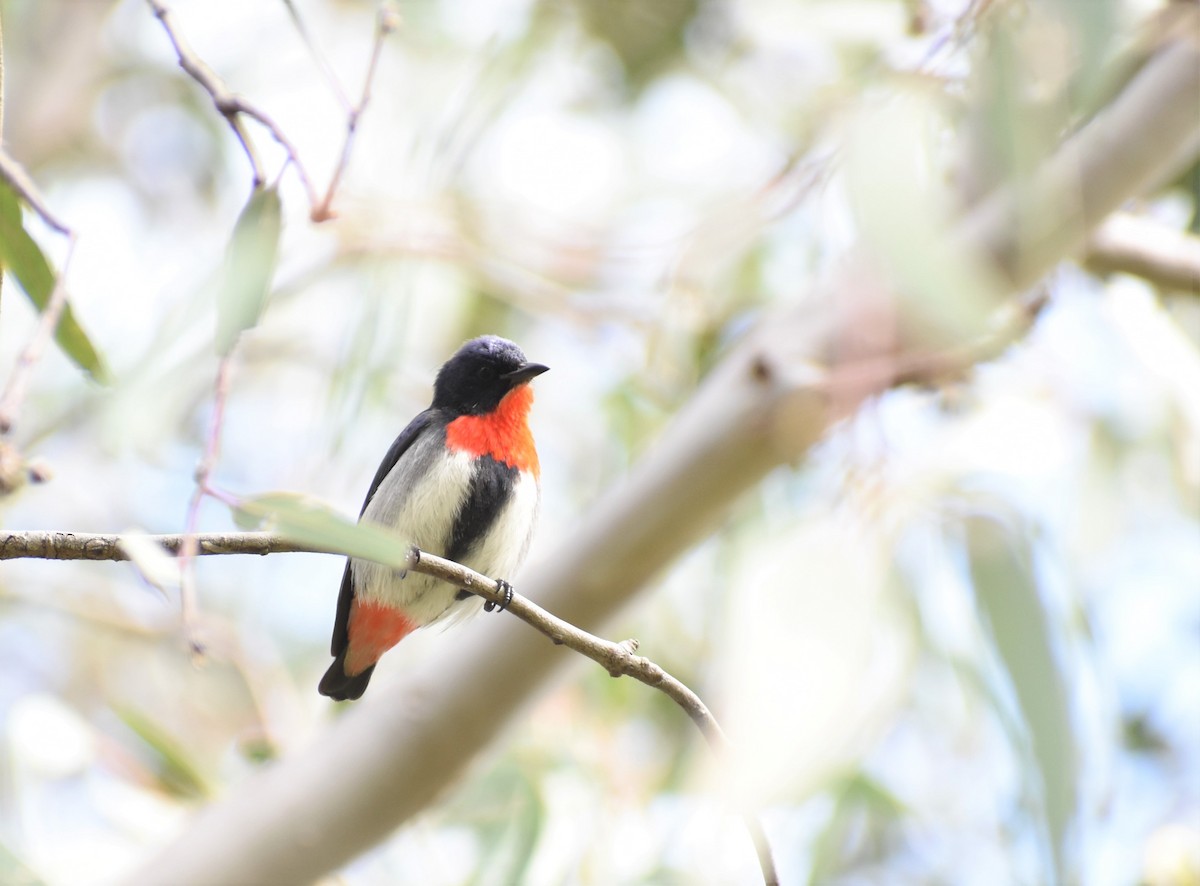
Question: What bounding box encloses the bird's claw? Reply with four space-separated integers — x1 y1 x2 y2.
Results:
485 579 514 613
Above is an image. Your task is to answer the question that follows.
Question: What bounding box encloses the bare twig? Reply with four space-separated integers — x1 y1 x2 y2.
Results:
0 530 313 560
0 149 71 235
176 357 235 656
1085 212 1200 293
407 547 779 885
145 0 319 207
310 3 397 222
0 527 778 884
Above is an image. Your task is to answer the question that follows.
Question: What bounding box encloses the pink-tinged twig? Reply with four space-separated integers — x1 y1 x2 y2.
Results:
310 3 398 222
147 0 393 222
0 150 72 235
145 0 319 208
176 357 235 656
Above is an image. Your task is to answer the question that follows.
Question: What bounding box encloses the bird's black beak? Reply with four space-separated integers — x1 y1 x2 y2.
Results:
502 362 550 385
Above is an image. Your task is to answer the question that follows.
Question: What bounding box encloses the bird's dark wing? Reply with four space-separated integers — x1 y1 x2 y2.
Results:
330 408 436 657
357 409 437 516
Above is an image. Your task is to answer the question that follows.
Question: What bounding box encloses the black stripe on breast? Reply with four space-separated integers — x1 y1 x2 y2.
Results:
447 454 518 567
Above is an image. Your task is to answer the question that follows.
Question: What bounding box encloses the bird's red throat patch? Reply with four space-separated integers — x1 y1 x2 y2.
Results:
345 600 417 676
445 384 540 476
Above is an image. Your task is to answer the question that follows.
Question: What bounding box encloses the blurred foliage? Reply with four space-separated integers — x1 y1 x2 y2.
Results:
807 771 907 886
0 179 107 381
0 841 44 886
215 185 282 356
0 0 1197 884
968 515 1076 883
575 0 700 90
113 705 214 800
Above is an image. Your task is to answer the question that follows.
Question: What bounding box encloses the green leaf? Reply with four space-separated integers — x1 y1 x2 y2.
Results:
113 705 213 800
234 491 410 569
215 185 282 356
0 178 109 381
967 516 1076 884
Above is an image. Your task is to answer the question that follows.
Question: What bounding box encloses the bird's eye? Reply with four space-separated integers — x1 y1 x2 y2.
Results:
477 365 495 380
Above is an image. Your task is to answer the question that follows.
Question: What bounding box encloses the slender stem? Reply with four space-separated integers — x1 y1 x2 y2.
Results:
0 150 72 234
310 3 396 221
176 358 235 656
145 0 319 205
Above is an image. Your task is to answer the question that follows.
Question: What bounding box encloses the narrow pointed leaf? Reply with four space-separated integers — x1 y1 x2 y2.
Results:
215 186 282 356
0 178 108 381
113 705 214 800
234 492 410 569
967 516 1076 883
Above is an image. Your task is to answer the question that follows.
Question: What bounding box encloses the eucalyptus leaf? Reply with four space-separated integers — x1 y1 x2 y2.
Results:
0 178 109 381
967 516 1076 883
234 492 410 569
114 705 213 800
215 186 282 356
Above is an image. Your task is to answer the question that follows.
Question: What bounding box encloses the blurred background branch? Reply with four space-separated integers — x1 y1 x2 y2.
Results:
1086 212 1200 294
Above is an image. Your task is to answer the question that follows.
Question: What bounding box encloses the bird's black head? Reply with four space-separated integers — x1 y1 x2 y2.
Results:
432 336 549 415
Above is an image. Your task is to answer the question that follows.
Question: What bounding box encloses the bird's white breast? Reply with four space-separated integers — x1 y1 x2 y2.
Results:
461 469 540 581
350 437 541 628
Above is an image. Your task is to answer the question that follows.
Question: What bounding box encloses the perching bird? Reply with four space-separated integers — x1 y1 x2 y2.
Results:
318 336 548 701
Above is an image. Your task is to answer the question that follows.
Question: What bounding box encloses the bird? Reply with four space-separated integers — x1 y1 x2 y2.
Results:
318 335 548 701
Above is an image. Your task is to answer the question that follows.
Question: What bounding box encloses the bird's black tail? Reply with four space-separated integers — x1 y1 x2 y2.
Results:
318 652 375 701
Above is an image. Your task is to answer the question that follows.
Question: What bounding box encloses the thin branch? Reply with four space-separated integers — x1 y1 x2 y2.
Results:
1084 212 1200 293
176 357 235 656
0 149 72 235
145 0 319 207
0 530 313 560
310 3 397 222
0 528 778 884
408 547 779 885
